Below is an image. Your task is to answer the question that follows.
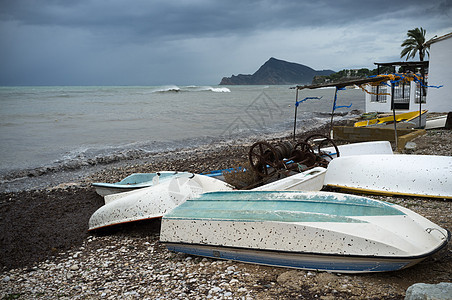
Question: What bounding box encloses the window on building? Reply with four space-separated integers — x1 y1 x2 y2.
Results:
391 82 411 109
415 81 427 104
370 84 387 103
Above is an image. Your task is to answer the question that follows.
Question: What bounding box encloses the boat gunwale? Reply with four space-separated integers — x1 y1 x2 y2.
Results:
92 171 192 188
161 229 451 261
172 190 400 210
326 184 452 199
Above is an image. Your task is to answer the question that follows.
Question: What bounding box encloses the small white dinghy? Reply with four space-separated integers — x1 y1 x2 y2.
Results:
324 154 452 199
92 171 191 197
88 174 233 230
160 191 450 273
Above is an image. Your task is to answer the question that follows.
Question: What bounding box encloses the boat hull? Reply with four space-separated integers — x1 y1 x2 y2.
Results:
88 174 233 230
160 191 449 273
164 243 432 273
354 110 427 128
320 141 393 158
252 167 326 191
92 171 190 197
324 154 452 199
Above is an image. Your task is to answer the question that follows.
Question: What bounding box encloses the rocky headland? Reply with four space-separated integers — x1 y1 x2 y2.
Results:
220 57 335 85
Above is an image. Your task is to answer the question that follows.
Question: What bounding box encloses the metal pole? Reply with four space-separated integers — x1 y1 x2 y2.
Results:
419 76 423 128
391 82 398 149
330 87 338 139
293 88 299 141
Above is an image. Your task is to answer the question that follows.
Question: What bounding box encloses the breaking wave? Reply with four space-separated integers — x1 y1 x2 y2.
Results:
152 85 230 93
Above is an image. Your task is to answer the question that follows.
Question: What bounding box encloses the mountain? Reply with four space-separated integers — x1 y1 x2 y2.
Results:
219 57 335 85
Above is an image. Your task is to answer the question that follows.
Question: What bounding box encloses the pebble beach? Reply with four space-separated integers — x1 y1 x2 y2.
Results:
1 128 451 299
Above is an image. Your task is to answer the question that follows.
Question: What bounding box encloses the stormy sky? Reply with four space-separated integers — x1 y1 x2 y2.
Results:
0 0 451 86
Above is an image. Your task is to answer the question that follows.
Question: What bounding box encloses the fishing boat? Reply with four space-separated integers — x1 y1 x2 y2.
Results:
252 167 326 191
354 110 427 128
324 154 452 199
92 171 191 197
88 174 233 230
160 190 450 273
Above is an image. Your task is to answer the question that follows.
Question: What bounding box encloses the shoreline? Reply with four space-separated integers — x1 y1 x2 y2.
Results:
0 118 350 193
1 126 451 299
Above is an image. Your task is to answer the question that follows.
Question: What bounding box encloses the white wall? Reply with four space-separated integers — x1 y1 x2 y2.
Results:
426 37 452 112
365 83 391 112
365 36 451 113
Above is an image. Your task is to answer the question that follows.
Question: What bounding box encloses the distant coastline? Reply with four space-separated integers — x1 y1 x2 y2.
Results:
220 57 334 85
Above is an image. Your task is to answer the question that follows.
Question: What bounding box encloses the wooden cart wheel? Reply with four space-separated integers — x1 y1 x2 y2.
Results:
304 134 340 160
249 141 283 177
291 141 317 170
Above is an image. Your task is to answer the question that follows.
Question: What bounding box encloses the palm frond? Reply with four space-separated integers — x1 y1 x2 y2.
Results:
400 27 429 61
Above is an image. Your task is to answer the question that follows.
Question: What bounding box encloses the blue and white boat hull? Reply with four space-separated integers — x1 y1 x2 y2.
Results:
160 191 450 273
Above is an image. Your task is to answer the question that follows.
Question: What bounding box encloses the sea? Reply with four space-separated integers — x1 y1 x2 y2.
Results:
0 85 365 192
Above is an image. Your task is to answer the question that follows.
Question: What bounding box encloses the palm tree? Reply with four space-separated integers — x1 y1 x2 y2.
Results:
400 27 429 61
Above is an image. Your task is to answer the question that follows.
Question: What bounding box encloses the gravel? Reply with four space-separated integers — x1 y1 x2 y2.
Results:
1 128 451 299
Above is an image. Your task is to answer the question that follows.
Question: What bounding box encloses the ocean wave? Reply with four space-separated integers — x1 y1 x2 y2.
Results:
153 85 181 93
152 85 230 93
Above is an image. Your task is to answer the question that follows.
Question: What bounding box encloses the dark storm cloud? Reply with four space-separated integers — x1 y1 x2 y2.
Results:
0 0 451 85
2 0 450 40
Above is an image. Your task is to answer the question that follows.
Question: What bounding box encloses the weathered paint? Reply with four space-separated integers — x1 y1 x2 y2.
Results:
88 175 233 230
160 190 450 273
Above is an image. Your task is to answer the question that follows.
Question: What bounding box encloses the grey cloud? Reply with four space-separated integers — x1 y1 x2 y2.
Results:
0 0 450 85
2 0 450 40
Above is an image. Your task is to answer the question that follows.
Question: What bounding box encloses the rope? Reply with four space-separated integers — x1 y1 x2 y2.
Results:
359 85 390 96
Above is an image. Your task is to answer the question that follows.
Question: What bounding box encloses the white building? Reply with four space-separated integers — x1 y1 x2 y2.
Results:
424 32 452 112
365 32 452 113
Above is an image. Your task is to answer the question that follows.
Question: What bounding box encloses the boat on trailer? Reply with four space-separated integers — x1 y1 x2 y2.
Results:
88 174 233 231
160 190 450 273
324 154 452 199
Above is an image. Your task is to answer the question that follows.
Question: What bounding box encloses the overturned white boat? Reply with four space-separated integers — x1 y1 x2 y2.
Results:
88 173 233 230
252 167 326 191
321 141 393 159
92 171 191 197
324 154 452 199
160 191 450 273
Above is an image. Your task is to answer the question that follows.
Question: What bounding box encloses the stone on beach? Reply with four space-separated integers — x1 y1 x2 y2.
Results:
405 282 452 300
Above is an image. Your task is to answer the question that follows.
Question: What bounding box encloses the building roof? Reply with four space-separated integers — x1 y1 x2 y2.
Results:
295 76 389 90
424 32 452 46
373 61 428 68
